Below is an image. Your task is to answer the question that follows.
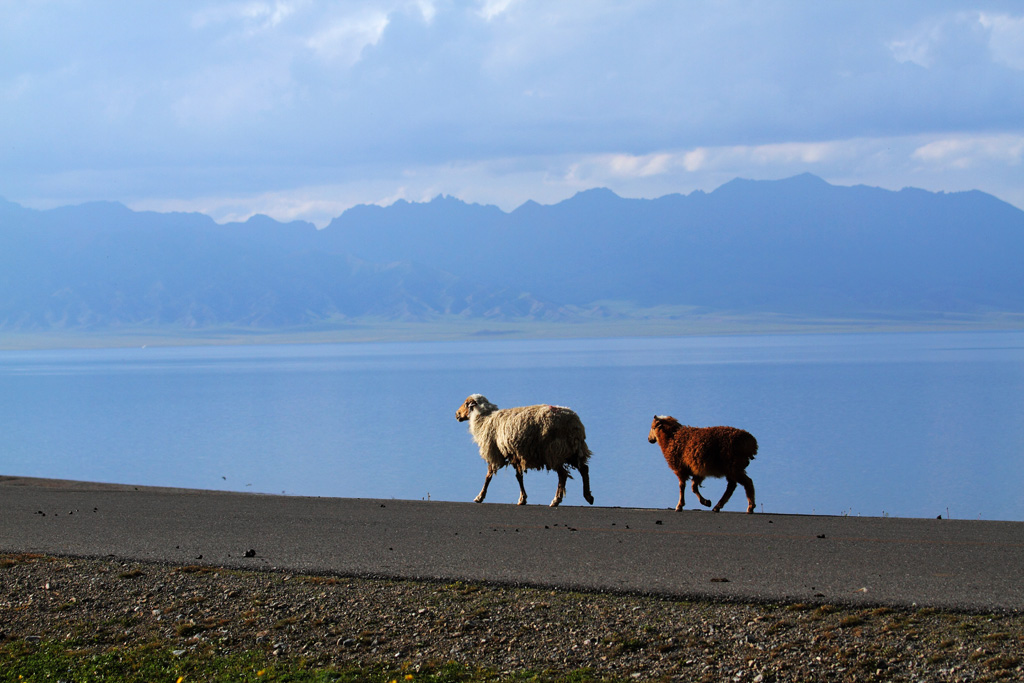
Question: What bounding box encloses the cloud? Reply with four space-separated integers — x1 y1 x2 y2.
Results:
979 13 1024 70
746 142 838 166
889 10 1024 70
3 2 1024 227
912 134 1024 169
74 130 1024 229
411 0 437 24
169 53 296 128
306 11 390 66
889 18 950 68
191 1 299 32
568 142 844 182
682 149 708 173
1 72 33 102
597 153 674 179
478 0 520 22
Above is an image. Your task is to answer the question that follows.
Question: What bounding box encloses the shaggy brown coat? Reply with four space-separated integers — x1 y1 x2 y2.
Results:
456 394 594 507
648 415 758 514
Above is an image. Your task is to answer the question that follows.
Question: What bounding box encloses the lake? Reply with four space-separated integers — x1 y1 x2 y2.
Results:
1 331 1023 520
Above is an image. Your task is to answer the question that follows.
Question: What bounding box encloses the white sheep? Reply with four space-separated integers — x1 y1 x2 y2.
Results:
455 394 595 507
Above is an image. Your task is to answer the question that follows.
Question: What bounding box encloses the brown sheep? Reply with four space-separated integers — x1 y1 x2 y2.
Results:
647 415 758 514
456 394 594 507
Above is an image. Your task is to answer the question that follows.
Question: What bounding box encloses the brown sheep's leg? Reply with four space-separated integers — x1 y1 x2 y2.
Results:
516 468 529 506
550 468 567 507
691 477 713 508
577 463 594 505
675 473 687 511
712 479 738 512
475 465 496 503
737 472 756 514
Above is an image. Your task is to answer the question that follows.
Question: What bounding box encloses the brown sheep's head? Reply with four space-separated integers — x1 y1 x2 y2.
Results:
649 415 677 443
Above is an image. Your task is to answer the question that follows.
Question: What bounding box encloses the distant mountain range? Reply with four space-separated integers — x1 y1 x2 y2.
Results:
2 174 1023 332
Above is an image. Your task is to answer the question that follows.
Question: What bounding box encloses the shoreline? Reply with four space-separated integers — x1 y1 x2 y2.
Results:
3 314 1024 350
3 474 1022 525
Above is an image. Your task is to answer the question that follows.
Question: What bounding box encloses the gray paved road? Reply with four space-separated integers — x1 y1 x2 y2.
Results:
2 476 1022 612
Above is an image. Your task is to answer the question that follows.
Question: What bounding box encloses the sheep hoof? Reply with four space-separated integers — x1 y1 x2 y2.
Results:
712 506 722 513
584 493 594 505
701 500 712 508
675 504 683 512
474 496 484 503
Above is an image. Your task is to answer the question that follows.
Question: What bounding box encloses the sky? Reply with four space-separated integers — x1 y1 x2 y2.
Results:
2 1 1023 227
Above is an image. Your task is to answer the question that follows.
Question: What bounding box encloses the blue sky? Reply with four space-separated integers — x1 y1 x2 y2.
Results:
2 1 1023 226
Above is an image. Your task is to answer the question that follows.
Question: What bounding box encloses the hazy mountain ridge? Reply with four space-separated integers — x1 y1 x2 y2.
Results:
2 174 1023 332
326 174 1024 315
0 199 568 330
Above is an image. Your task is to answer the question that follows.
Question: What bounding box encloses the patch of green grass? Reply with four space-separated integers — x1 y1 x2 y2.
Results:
784 603 813 612
764 619 794 635
443 581 482 595
984 655 1021 672
604 634 646 656
0 553 47 568
0 639 608 683
174 621 208 638
273 616 299 630
300 575 345 586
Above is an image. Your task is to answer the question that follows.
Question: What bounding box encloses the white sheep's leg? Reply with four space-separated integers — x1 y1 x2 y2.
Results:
577 463 594 505
713 478 738 513
475 465 496 503
550 469 567 507
691 477 713 508
737 472 756 514
515 468 528 506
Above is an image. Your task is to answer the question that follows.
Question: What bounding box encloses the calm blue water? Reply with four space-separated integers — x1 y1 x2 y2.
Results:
2 331 1023 520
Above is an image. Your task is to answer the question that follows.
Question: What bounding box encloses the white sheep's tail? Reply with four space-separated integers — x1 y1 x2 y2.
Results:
569 437 593 469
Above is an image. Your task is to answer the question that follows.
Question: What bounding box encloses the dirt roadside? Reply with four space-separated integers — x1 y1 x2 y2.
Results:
2 552 1023 682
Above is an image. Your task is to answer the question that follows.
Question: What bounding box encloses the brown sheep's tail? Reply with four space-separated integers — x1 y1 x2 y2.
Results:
746 433 759 461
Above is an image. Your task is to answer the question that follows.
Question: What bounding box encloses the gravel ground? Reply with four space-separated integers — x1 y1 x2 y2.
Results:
2 553 1023 682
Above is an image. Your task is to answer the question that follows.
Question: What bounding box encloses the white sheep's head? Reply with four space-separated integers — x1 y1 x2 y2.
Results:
456 394 497 422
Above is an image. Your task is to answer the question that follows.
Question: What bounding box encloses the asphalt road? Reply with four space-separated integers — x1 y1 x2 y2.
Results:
2 476 1022 612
